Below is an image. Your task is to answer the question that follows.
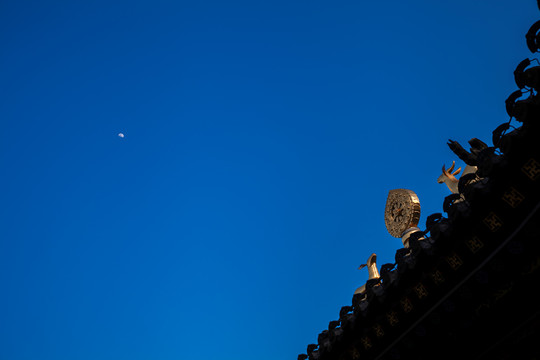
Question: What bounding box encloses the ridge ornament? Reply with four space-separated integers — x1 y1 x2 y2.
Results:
384 189 421 247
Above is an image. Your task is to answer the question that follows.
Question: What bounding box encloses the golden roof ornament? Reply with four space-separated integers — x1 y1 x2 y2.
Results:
437 161 462 194
384 189 421 247
354 253 380 295
437 160 478 194
437 138 485 193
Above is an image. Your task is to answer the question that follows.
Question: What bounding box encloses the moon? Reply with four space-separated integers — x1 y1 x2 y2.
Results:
118 133 125 138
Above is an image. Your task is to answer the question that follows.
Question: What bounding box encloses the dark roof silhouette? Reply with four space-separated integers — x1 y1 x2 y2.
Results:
299 8 540 360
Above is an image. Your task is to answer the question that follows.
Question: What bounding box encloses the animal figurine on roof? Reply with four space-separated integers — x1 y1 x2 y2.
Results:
447 138 488 166
437 161 461 194
354 254 380 295
437 138 485 194
437 160 479 194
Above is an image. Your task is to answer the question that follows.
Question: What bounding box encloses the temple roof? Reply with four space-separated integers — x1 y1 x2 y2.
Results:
299 9 540 360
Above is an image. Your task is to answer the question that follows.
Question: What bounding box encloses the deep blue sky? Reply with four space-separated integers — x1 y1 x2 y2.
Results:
0 1 537 359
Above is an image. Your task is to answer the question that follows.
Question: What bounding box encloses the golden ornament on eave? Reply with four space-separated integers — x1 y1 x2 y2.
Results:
384 189 421 238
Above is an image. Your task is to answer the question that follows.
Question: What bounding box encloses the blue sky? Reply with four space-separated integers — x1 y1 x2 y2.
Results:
0 1 537 359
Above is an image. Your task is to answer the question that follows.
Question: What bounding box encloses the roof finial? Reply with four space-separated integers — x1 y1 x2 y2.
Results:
354 254 380 295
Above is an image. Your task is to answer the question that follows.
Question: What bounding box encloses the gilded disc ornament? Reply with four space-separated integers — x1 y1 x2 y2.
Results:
384 189 421 238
